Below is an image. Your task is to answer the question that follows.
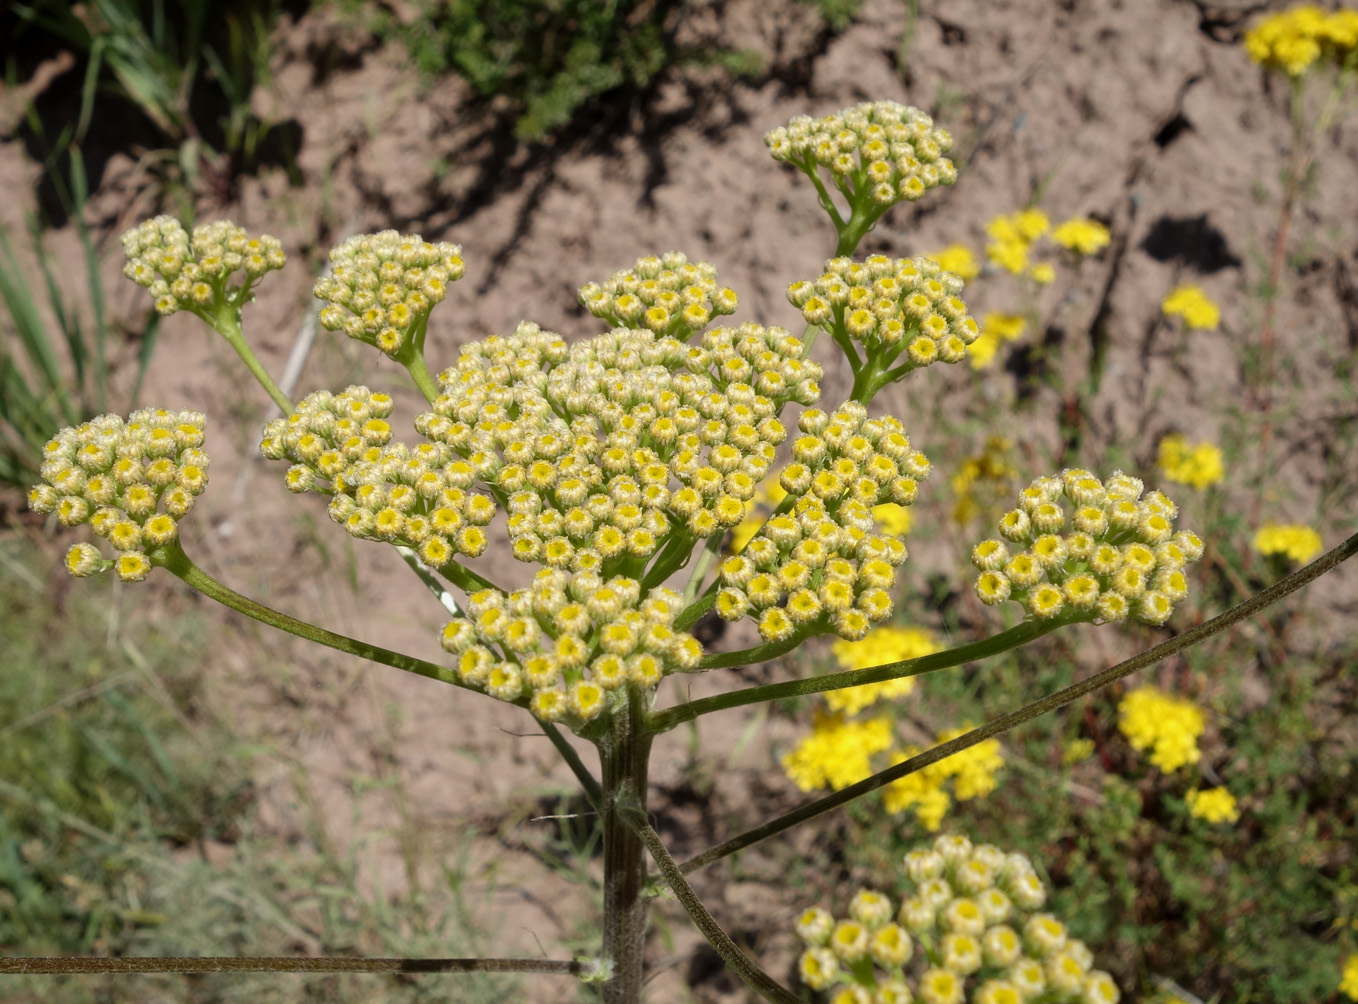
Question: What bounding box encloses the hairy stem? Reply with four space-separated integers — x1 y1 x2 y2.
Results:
212 310 293 414
599 691 653 1004
678 530 1358 873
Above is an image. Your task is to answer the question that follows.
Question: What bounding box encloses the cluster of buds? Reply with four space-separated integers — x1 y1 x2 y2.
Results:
440 573 702 725
793 834 1120 1004
416 321 819 580
577 251 738 341
970 470 1203 625
28 409 210 583
788 256 980 371
259 386 495 563
314 230 466 356
716 402 928 642
121 217 286 317
765 101 957 209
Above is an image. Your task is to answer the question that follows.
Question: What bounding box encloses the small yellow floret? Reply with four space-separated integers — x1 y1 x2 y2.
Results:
1117 686 1204 772
1186 786 1240 824
1161 285 1220 330
1157 435 1224 490
1253 523 1323 563
1051 217 1110 255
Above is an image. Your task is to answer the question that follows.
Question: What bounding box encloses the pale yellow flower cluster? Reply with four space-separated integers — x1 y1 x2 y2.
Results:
792 834 1120 1004
314 230 465 357
1117 686 1204 773
577 251 738 341
121 216 285 317
29 410 210 583
765 100 957 208
971 470 1204 625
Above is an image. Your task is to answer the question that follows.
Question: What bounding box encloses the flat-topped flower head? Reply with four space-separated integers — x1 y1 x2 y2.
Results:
716 402 927 641
1245 6 1358 76
1253 523 1323 563
765 100 957 210
578 251 738 341
121 216 285 318
785 834 1119 1004
1118 686 1204 772
314 230 466 357
28 409 211 582
789 254 980 372
1050 217 1111 256
971 469 1203 626
1157 435 1224 490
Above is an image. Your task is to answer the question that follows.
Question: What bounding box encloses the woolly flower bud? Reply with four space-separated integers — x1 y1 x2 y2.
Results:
121 216 285 316
580 252 737 341
972 469 1202 626
765 102 957 223
31 410 211 582
315 230 465 357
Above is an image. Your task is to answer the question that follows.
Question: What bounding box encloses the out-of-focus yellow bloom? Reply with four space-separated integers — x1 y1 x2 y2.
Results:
883 727 1005 829
782 714 894 791
1157 435 1225 490
968 313 1027 370
1340 953 1358 1001
1029 262 1056 284
826 626 941 714
1254 523 1323 563
872 502 913 536
729 479 790 552
986 210 1049 276
1245 6 1358 76
1063 738 1095 764
950 438 1016 524
1118 687 1204 772
929 244 981 282
1186 787 1240 824
1161 285 1220 330
1052 217 1111 255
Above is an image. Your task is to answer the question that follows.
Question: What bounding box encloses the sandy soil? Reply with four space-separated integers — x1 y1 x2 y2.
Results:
3 0 1357 1000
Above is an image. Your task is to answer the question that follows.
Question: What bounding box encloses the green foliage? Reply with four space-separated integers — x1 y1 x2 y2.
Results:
350 0 761 141
798 0 864 31
0 154 159 490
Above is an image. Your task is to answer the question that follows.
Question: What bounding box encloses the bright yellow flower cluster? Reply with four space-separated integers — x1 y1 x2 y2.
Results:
825 626 941 714
1186 787 1240 824
314 230 465 357
951 438 1017 525
790 834 1121 1004
1157 435 1225 490
789 255 980 367
28 409 210 583
1245 5 1358 76
1051 217 1111 256
884 728 1005 831
1161 285 1220 331
260 385 495 562
966 313 1027 371
1117 686 1204 772
986 210 1050 275
1254 523 1324 563
765 100 957 208
782 713 894 791
577 251 738 341
971 470 1204 626
121 216 285 317
716 402 927 641
928 244 981 282
1341 953 1358 1001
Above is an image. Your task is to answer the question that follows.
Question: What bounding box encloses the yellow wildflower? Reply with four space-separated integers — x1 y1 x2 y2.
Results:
882 727 1005 829
782 713 894 791
826 626 941 714
1029 262 1056 284
985 210 1048 276
968 313 1027 371
1014 209 1050 240
1161 285 1220 330
950 438 1016 524
1118 687 1204 772
1157 434 1224 490
1051 217 1111 255
1244 5 1358 76
929 244 981 282
1341 953 1358 1001
872 502 913 536
1186 787 1240 824
1254 524 1323 563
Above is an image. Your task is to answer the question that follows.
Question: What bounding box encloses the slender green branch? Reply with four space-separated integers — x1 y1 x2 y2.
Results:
434 555 501 595
542 720 603 809
620 805 804 1004
692 629 814 672
651 620 1060 733
155 540 476 694
0 956 588 975
801 164 846 231
677 530 1358 873
211 310 293 414
682 532 723 605
395 545 461 615
674 591 716 633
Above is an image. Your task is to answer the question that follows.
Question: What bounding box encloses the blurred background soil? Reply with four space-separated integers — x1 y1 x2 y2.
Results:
1 1 1356 1001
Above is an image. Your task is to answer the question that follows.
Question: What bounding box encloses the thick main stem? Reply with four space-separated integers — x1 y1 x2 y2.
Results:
599 691 654 1004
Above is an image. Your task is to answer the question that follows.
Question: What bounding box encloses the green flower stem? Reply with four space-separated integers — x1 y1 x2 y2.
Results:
210 309 293 414
620 804 803 1004
674 590 716 633
155 540 469 692
433 555 501 595
682 532 723 605
650 619 1060 734
395 315 441 404
801 163 846 231
542 720 602 810
599 690 653 1004
0 956 588 976
395 545 461 615
677 530 1358 875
